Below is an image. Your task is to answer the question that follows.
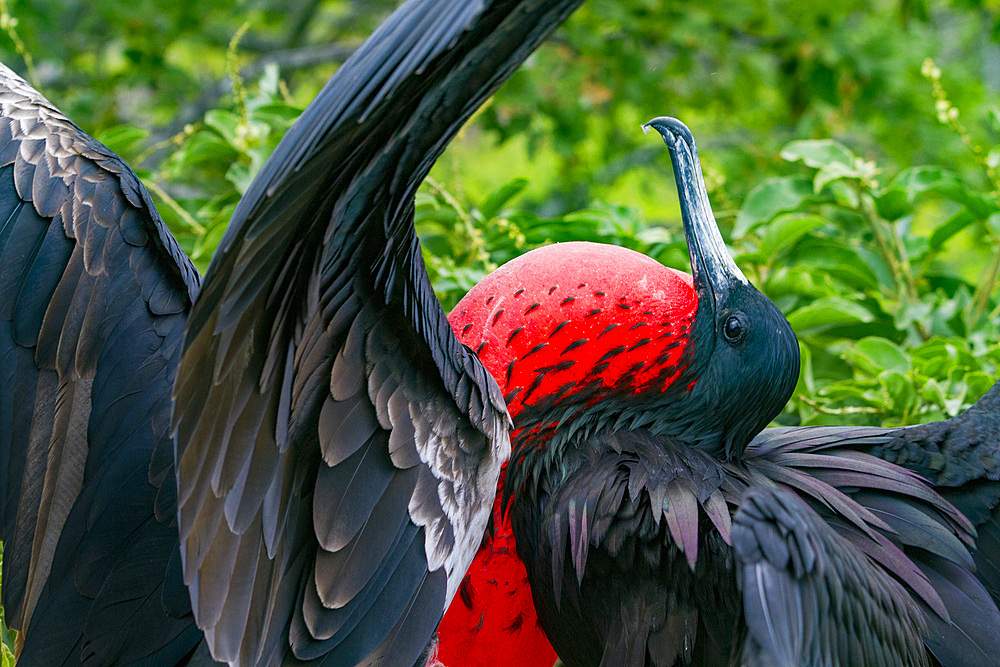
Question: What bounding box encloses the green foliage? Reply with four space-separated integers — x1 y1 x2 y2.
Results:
0 544 15 665
736 129 1000 425
144 62 301 271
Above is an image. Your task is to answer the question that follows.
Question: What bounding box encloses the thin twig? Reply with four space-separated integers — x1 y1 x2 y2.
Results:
0 0 35 84
798 394 879 415
145 180 206 235
972 244 1000 320
424 176 493 268
227 22 252 126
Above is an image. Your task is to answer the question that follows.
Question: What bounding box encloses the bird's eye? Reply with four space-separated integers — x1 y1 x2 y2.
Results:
723 316 744 343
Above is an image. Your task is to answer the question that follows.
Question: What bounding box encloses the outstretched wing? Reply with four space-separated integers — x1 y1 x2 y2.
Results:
732 486 927 667
860 382 1000 600
172 0 581 664
747 381 1000 667
0 63 204 664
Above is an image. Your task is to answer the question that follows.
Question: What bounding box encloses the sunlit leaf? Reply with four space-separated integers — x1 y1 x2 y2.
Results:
95 124 149 157
758 214 825 259
780 139 856 170
734 177 817 237
846 337 909 375
787 296 875 334
479 178 529 220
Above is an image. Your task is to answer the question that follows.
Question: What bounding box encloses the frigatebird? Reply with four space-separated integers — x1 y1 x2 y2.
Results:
0 1 998 666
434 117 1000 666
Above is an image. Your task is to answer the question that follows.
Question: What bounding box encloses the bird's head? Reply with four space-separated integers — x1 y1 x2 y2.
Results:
449 118 798 461
642 116 800 458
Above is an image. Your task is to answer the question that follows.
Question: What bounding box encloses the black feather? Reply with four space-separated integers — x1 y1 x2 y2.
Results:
0 61 202 664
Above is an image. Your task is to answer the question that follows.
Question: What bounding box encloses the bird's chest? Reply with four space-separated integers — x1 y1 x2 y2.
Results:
508 440 743 666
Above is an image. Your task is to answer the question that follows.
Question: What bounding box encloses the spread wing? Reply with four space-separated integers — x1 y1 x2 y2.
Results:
748 381 1000 667
861 381 1000 600
172 0 582 664
0 62 204 664
733 486 928 667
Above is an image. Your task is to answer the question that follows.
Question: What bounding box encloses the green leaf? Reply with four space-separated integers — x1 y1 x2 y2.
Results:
204 109 242 146
846 337 909 375
479 178 529 220
965 371 996 402
252 103 302 125
786 296 874 334
788 240 881 291
780 139 856 170
734 177 816 237
796 338 814 394
225 161 252 195
921 378 946 408
635 226 674 244
763 266 833 299
927 209 977 251
176 131 237 166
888 166 960 201
758 214 824 259
814 162 862 192
880 370 917 414
988 212 1000 236
886 167 998 218
95 124 150 157
256 62 281 97
875 187 909 221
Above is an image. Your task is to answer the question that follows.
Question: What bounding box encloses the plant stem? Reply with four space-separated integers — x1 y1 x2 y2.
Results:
972 243 1000 320
857 187 929 339
798 394 878 415
424 176 493 268
145 181 206 235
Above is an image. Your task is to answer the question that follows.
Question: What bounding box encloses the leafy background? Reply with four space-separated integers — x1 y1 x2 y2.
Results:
0 0 998 658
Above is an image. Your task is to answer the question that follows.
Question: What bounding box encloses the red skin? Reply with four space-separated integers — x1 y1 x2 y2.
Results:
433 242 697 666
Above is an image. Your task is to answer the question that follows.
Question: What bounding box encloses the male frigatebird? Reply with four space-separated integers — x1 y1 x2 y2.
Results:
433 117 1000 666
1 1 998 666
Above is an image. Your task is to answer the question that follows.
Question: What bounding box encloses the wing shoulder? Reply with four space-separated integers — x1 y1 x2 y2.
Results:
867 381 1000 489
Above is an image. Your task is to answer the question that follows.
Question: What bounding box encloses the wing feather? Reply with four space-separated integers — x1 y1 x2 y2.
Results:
747 395 1000 666
173 0 586 662
0 61 203 664
733 486 928 667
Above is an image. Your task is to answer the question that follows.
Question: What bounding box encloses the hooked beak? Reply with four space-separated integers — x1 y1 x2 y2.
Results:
643 117 747 310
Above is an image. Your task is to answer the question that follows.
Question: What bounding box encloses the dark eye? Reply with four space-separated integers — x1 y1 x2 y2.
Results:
723 316 744 343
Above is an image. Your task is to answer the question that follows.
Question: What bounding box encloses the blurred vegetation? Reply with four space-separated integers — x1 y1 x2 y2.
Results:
0 0 997 656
